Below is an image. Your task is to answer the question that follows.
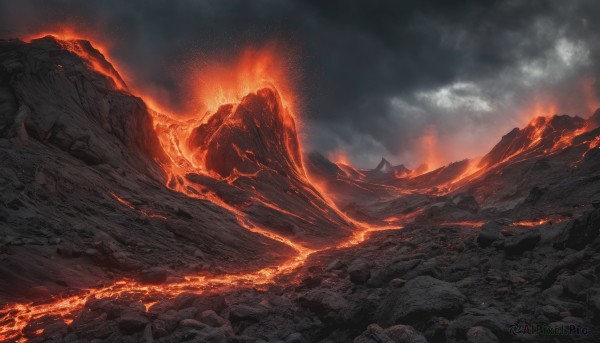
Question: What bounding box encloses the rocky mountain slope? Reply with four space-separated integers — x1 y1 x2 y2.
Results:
1 36 600 343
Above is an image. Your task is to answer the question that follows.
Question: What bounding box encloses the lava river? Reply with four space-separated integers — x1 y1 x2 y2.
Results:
0 34 402 342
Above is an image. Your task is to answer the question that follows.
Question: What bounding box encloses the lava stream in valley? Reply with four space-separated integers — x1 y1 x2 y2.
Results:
0 34 400 343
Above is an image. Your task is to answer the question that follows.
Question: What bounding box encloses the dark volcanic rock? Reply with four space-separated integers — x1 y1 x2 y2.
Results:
504 229 540 255
0 36 295 301
367 258 421 288
554 209 600 250
184 88 356 248
466 326 499 343
477 222 503 247
139 267 168 285
562 272 594 299
354 323 427 343
118 312 149 333
377 276 465 325
299 289 353 322
445 307 514 342
348 259 371 284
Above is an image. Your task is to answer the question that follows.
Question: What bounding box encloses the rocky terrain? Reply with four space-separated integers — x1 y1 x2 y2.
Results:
1 36 600 343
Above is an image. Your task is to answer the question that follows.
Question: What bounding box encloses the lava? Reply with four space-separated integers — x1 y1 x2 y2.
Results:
510 217 566 227
110 192 167 220
440 221 486 228
411 125 444 176
5 32 599 343
0 34 397 342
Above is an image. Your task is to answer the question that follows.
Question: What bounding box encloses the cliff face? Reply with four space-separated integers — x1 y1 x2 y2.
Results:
0 37 165 173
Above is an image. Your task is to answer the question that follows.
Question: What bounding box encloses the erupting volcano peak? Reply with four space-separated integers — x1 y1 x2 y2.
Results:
187 87 304 179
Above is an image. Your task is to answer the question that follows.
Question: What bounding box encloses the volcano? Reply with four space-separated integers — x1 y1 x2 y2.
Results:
1 36 600 343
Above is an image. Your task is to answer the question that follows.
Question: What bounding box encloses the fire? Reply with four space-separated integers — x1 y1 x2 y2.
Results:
0 33 408 343
411 125 444 176
510 217 566 227
328 149 351 165
440 221 485 227
8 32 598 343
110 192 167 220
190 45 296 117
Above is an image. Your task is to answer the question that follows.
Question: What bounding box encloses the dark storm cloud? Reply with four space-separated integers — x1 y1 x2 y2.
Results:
0 0 598 167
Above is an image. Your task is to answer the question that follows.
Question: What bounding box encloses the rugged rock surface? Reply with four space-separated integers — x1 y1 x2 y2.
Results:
0 36 293 302
2 35 600 343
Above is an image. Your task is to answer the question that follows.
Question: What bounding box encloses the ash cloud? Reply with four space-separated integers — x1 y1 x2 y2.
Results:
1 0 599 168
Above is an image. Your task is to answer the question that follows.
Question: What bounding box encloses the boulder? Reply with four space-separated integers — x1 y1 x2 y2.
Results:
504 229 540 255
353 324 427 343
377 276 465 325
348 259 371 284
466 326 499 343
554 209 600 250
385 324 428 343
562 273 593 299
353 324 393 343
367 259 421 288
445 307 514 342
139 267 168 285
299 289 353 322
118 312 149 333
228 304 268 333
199 310 228 327
477 222 503 248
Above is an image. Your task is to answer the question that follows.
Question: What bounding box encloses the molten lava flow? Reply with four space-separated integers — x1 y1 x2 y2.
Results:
440 221 485 228
510 217 566 227
110 192 167 220
0 35 408 342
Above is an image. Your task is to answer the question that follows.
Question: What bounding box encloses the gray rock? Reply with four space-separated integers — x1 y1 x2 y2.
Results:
540 305 561 320
591 292 600 319
142 323 154 343
385 324 428 343
325 259 345 272
179 318 208 329
540 250 585 288
348 259 371 284
477 222 503 248
26 285 50 300
118 312 149 333
353 324 427 343
139 267 168 285
228 304 268 332
504 229 540 255
445 307 514 342
466 326 499 343
554 209 600 250
285 332 305 343
299 289 353 322
562 273 593 298
199 309 228 327
367 259 421 288
353 324 393 343
377 276 465 325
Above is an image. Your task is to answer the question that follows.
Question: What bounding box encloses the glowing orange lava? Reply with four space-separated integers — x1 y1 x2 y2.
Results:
510 217 565 227
440 221 485 227
0 34 399 343
110 192 167 220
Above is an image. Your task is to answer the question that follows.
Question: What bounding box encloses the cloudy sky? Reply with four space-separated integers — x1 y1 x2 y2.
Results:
1 0 599 168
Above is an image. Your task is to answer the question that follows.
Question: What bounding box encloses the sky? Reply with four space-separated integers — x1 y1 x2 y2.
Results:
1 0 599 168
